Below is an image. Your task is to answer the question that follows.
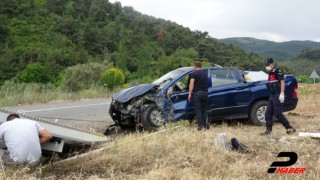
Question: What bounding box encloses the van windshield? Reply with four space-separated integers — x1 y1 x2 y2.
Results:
152 69 189 88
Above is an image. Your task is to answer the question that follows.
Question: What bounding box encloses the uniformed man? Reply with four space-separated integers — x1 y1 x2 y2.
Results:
261 58 296 135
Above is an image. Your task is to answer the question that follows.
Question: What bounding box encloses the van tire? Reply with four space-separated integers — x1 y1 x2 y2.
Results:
141 103 164 131
249 100 268 126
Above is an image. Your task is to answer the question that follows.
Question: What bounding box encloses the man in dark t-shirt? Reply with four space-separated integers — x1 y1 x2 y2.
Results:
188 61 209 130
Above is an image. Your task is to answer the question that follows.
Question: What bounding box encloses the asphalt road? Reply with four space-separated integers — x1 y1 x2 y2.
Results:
3 98 113 133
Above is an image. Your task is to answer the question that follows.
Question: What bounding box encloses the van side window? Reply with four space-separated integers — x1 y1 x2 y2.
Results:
210 69 239 87
171 75 189 93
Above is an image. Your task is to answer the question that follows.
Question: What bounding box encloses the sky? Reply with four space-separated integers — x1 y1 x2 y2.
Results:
109 0 320 42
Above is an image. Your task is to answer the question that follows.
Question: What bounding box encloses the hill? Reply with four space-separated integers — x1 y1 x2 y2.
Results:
0 0 264 86
280 48 320 77
220 37 320 61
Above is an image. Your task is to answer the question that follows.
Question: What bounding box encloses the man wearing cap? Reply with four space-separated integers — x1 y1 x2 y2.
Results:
261 58 296 135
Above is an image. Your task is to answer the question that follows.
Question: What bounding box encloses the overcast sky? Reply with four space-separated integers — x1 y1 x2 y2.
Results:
109 0 320 42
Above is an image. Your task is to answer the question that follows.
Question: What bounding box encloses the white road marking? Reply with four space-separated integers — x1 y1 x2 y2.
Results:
18 102 110 113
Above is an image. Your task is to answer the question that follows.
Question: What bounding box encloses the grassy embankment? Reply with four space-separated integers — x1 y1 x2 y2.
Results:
0 78 151 107
1 84 319 179
0 82 118 107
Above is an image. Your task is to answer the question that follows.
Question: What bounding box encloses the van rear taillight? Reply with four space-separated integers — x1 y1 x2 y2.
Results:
292 84 298 98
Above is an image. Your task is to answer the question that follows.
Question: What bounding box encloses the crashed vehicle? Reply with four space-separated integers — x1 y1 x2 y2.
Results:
109 66 298 131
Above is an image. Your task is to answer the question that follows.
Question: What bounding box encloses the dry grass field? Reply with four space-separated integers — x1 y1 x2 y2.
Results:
1 84 319 180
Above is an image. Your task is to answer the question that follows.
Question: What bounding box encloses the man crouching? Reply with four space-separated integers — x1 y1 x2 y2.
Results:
0 114 52 166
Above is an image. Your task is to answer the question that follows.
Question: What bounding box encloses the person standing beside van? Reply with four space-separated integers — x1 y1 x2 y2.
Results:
188 60 210 130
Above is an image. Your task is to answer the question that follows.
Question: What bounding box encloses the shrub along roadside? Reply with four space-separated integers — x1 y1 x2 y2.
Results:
0 63 147 107
12 63 57 84
60 63 109 92
0 81 112 107
100 67 125 90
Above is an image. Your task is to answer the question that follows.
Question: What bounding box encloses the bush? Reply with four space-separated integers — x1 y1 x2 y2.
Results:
298 74 320 83
60 63 107 92
100 67 125 89
12 63 55 84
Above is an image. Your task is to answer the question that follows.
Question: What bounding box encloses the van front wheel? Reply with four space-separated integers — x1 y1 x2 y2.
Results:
141 103 165 131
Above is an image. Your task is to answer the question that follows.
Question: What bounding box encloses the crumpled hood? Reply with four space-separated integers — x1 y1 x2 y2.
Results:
113 84 156 103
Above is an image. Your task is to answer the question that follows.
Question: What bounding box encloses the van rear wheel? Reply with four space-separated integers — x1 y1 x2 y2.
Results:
249 100 267 126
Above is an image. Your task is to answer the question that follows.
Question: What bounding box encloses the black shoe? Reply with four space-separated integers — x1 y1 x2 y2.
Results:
286 127 296 134
260 130 272 136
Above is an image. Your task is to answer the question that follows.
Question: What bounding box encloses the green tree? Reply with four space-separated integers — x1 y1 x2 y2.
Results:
113 41 129 71
12 63 55 84
0 15 9 43
46 0 68 15
89 0 112 22
155 48 198 75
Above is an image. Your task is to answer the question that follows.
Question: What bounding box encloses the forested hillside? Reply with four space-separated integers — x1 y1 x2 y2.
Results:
280 48 320 79
220 37 320 61
0 0 264 87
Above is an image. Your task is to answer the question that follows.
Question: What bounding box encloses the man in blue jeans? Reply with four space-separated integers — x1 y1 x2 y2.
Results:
261 58 296 135
188 61 209 130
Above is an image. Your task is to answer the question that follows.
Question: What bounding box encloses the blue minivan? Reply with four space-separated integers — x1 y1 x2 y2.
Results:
109 67 298 131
